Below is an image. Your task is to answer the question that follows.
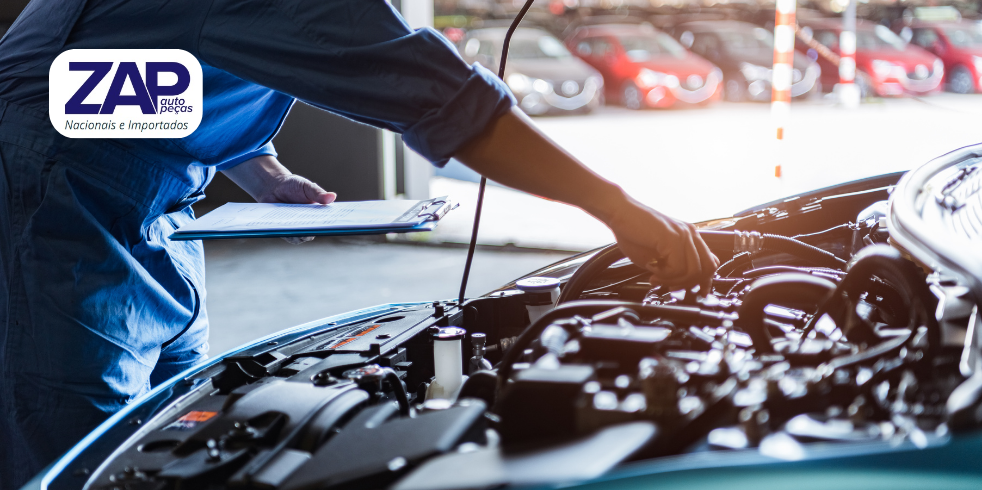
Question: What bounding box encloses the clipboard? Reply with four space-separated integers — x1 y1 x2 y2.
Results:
169 196 456 241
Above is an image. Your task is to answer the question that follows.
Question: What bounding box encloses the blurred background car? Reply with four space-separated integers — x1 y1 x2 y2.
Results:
907 21 982 93
566 23 722 109
673 20 822 102
458 27 604 115
799 19 944 97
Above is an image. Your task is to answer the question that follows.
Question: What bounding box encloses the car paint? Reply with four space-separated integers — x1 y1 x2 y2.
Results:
566 24 722 108
673 21 821 102
907 21 982 93
458 27 604 115
798 20 944 97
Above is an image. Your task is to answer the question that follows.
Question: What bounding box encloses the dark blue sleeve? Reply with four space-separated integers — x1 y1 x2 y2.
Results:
196 0 515 167
215 142 278 171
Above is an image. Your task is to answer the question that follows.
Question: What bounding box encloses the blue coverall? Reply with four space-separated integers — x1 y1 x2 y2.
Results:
0 0 513 486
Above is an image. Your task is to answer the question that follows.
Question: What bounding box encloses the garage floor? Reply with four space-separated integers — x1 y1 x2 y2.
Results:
203 237 570 355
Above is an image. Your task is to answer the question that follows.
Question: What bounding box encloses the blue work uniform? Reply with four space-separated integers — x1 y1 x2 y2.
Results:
0 0 514 486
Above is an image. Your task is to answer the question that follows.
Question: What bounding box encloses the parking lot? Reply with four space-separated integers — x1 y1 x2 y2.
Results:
206 94 982 353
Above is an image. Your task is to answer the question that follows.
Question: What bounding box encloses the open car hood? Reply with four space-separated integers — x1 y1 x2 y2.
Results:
25 146 982 490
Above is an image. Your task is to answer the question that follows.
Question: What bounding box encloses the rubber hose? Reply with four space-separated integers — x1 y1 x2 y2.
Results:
737 273 838 354
557 244 626 304
803 245 938 349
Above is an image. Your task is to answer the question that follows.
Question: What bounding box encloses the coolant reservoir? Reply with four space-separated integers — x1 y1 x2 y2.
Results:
516 277 561 325
426 326 467 401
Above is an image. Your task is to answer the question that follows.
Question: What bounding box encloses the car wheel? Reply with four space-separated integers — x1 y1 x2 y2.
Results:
724 79 746 102
948 65 975 94
622 83 643 110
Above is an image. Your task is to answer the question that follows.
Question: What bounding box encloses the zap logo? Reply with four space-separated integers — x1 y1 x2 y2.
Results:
49 49 202 138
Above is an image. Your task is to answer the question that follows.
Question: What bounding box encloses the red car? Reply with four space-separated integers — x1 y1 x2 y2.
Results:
566 24 722 109
908 21 982 94
799 19 944 97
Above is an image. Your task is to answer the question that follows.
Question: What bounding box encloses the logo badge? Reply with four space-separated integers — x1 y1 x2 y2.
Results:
49 49 202 138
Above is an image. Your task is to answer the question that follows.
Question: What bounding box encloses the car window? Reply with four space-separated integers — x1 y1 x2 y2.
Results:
478 40 495 58
717 27 773 53
576 39 593 57
690 33 719 56
814 30 839 49
616 33 687 60
912 28 940 49
856 25 907 51
943 26 982 47
508 35 573 60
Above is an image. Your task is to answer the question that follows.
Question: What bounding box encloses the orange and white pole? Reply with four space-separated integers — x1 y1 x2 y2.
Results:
771 0 796 178
837 0 860 108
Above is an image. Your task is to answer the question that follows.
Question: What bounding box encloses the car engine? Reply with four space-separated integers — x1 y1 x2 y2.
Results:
64 149 982 490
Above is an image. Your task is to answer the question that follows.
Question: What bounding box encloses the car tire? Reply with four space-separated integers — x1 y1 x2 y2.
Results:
948 65 975 94
622 82 643 110
724 79 747 102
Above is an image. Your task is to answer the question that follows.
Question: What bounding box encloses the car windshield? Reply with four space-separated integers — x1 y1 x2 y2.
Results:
857 25 908 51
508 35 573 60
617 33 687 60
717 27 773 53
944 26 982 47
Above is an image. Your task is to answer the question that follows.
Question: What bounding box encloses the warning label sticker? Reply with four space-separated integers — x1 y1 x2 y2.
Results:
319 324 381 350
164 410 217 431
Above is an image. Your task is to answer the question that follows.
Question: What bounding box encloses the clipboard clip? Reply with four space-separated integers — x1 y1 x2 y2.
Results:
417 198 457 222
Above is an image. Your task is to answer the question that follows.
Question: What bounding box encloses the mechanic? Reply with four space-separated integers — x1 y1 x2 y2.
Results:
0 0 717 486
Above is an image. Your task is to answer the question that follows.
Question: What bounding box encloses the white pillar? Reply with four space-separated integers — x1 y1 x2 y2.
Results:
399 0 435 200
836 0 861 108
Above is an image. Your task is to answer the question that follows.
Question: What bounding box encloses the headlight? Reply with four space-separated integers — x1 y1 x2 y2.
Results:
506 73 531 94
739 63 772 81
636 68 679 89
532 78 552 93
871 59 901 79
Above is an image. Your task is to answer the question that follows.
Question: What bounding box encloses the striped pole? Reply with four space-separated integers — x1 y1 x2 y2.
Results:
772 0 796 177
838 0 860 107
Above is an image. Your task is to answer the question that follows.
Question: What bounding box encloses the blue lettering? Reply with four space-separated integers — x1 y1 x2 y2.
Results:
65 62 112 114
100 62 155 115
145 62 191 112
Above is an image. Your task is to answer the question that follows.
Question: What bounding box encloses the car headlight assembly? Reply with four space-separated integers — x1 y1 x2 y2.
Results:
871 59 901 79
506 73 531 94
739 63 771 81
637 68 678 89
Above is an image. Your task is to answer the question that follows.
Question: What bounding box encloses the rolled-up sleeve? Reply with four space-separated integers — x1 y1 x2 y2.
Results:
214 142 278 171
195 0 515 167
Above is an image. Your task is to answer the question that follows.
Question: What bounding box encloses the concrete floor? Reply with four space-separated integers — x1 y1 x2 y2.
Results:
203 237 570 355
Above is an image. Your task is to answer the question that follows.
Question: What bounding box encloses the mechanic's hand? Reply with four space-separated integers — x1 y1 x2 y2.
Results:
604 197 719 292
257 174 336 245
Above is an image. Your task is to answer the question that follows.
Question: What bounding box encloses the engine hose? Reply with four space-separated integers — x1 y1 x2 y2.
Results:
716 252 753 277
737 273 838 354
699 231 847 270
559 231 845 304
495 300 736 391
802 245 938 350
557 244 626 305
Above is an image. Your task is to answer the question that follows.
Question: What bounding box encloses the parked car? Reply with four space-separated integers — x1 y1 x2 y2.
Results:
907 21 982 94
566 24 722 109
674 20 822 102
458 27 604 115
799 19 944 97
24 144 982 490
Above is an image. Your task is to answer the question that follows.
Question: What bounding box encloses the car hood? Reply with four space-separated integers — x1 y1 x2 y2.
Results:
634 54 717 77
506 57 599 82
859 46 939 68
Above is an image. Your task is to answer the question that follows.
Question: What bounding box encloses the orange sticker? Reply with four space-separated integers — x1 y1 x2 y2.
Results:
164 410 217 430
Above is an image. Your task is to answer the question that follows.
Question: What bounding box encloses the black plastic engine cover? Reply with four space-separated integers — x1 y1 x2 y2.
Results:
497 364 595 444
280 400 488 490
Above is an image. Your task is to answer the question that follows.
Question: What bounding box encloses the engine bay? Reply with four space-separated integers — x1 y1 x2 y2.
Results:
67 156 982 490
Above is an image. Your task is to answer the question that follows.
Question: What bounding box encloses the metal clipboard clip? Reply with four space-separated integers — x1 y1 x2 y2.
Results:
416 198 457 222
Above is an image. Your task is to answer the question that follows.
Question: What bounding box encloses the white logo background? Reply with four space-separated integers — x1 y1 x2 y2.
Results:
49 49 203 138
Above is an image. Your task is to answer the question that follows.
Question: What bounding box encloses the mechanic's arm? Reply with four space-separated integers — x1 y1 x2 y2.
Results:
455 107 718 289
